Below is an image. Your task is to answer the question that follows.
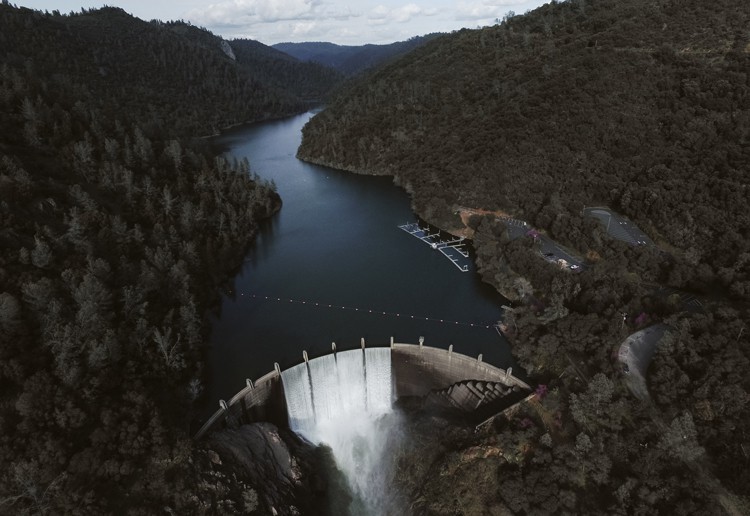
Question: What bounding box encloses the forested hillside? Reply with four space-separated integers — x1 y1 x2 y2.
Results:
0 5 330 513
299 0 750 299
273 34 441 75
299 0 750 512
231 39 343 102
0 6 341 136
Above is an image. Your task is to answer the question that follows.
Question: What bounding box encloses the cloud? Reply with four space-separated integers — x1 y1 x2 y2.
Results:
289 20 325 39
368 3 435 26
454 0 530 21
182 0 425 45
186 0 349 28
178 0 548 45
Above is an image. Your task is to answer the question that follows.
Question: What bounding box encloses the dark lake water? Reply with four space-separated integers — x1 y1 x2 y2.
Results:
198 112 515 417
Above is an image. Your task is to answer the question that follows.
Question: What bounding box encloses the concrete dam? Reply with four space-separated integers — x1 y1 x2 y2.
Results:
195 338 531 440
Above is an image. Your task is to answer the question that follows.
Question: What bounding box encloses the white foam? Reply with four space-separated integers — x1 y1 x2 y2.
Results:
281 348 396 514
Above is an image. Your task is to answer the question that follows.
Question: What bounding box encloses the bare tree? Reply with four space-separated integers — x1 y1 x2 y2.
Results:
153 327 184 370
0 462 66 515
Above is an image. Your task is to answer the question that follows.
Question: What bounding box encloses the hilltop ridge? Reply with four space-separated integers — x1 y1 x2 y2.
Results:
273 34 442 75
0 5 341 137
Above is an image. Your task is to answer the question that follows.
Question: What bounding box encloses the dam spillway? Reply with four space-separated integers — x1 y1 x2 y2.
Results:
281 347 396 512
194 339 531 441
281 348 392 440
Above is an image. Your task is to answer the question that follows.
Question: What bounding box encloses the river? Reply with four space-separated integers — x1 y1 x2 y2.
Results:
199 111 516 417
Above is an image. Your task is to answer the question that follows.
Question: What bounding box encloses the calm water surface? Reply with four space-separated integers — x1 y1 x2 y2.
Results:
199 112 515 417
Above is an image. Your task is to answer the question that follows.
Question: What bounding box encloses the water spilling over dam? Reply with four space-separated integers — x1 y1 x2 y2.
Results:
194 339 532 514
282 347 394 513
281 348 392 440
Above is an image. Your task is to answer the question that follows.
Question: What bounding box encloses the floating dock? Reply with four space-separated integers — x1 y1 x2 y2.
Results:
398 222 471 272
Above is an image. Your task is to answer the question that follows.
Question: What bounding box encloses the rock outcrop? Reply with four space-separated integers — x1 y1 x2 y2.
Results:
202 422 350 515
220 39 236 61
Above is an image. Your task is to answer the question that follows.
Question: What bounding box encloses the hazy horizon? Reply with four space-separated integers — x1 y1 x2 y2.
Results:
11 0 550 46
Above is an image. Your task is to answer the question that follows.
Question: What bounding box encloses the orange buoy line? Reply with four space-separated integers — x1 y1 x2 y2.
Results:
241 293 497 330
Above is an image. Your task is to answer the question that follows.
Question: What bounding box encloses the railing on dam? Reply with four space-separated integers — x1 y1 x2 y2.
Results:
193 337 531 440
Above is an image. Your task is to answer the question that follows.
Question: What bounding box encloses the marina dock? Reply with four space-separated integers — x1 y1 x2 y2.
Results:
398 222 471 272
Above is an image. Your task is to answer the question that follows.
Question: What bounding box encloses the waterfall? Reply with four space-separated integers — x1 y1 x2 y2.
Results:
281 347 397 514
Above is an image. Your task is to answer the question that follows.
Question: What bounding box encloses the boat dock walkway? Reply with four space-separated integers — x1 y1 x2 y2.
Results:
398 222 471 272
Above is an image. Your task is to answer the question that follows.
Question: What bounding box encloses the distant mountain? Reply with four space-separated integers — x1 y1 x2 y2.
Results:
231 38 343 102
273 34 443 75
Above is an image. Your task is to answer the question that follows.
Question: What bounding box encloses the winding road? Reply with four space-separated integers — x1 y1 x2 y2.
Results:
584 206 654 246
616 323 668 400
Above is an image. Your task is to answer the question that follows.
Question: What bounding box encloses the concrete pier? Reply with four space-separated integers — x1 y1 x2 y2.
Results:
398 222 471 272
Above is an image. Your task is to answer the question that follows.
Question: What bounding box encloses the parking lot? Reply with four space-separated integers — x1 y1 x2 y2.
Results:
497 216 585 271
584 207 654 246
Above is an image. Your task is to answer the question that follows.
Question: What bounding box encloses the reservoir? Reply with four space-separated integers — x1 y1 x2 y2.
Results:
199 112 515 417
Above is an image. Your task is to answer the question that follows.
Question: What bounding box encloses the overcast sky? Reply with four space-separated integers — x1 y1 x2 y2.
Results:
12 0 550 45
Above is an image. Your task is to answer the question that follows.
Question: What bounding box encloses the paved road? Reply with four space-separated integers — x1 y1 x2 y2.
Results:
498 217 585 271
501 217 529 240
617 323 668 400
537 234 585 270
584 207 654 246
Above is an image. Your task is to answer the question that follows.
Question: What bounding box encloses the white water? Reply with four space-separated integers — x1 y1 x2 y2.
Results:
281 348 397 514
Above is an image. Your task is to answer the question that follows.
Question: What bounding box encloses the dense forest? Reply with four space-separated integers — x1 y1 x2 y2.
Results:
0 5 342 514
273 35 442 76
299 0 750 513
0 5 341 136
230 39 343 102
